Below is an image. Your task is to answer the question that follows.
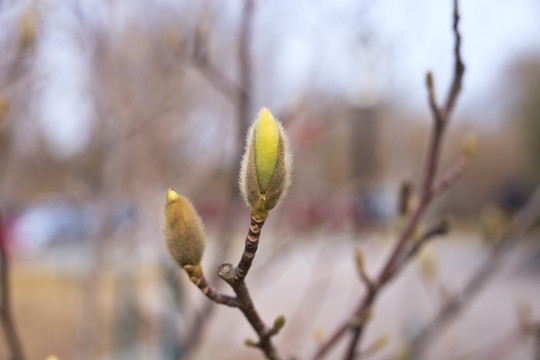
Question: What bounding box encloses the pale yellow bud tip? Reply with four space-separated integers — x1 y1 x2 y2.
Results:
255 108 279 193
46 356 59 360
167 188 180 201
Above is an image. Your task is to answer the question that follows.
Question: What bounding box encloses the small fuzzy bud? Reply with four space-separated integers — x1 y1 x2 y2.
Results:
244 338 257 347
270 315 286 335
398 181 412 217
418 244 437 280
461 133 477 160
239 108 292 213
163 189 205 268
426 71 434 91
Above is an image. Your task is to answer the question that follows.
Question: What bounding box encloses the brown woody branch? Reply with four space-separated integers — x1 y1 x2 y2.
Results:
185 265 239 308
187 209 282 360
311 1 465 359
216 210 282 360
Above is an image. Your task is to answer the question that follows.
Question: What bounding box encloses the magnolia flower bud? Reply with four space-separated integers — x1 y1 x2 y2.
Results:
163 189 205 268
239 108 292 213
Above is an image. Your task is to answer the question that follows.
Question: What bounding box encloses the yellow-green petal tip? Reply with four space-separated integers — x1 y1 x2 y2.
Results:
255 108 279 193
167 188 180 202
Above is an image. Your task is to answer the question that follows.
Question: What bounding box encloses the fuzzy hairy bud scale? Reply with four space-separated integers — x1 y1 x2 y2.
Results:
163 189 205 268
239 108 292 213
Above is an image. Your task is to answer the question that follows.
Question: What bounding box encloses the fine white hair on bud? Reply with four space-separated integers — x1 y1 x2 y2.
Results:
239 108 292 213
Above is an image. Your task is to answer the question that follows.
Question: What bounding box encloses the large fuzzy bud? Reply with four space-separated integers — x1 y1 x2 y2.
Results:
239 108 292 213
163 189 205 268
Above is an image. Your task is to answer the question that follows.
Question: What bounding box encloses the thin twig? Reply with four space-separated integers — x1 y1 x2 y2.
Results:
217 210 283 360
404 219 450 263
442 0 465 118
235 212 267 280
432 156 471 196
409 186 540 358
186 265 239 308
0 211 26 360
311 1 465 358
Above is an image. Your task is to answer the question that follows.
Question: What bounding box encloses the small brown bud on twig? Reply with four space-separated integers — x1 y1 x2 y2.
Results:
398 181 412 217
244 338 258 347
354 248 374 290
426 71 434 91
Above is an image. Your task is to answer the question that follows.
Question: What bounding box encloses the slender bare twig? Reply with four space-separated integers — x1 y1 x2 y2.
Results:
0 211 26 360
185 266 239 308
198 210 282 360
432 156 471 196
409 186 540 358
404 219 450 262
311 1 465 359
185 211 283 360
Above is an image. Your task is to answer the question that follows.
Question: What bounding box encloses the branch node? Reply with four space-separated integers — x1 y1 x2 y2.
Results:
218 263 235 283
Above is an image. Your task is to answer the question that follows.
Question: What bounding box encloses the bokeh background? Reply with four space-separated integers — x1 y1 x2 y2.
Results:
1 0 540 359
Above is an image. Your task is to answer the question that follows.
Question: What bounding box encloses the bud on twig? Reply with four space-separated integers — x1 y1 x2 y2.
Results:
269 315 286 336
163 189 205 268
426 71 434 91
461 133 477 161
239 108 292 213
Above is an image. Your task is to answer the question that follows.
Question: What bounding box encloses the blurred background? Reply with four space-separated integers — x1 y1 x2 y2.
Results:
1 0 540 359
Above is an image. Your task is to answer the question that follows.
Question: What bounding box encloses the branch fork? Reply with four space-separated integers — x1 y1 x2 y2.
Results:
188 209 283 360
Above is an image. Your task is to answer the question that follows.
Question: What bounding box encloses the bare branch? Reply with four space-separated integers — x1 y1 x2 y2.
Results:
311 1 466 358
185 265 239 308
235 212 268 280
442 0 465 118
409 186 540 358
